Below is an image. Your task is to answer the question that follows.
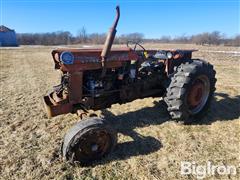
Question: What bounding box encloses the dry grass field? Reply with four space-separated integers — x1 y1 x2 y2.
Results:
0 44 239 180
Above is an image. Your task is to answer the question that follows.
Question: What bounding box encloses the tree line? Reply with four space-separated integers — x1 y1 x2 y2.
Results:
149 31 240 46
17 28 239 46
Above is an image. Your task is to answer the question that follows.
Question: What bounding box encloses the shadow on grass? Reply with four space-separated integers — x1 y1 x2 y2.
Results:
195 92 240 125
92 92 239 165
56 92 239 167
90 100 169 166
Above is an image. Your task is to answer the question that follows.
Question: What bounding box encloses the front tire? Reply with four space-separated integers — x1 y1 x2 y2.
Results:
62 117 117 165
164 60 216 123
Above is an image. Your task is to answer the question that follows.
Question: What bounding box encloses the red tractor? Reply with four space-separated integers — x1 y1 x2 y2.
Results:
43 6 216 164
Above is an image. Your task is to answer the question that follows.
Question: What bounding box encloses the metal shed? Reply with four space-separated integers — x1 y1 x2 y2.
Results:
0 25 18 47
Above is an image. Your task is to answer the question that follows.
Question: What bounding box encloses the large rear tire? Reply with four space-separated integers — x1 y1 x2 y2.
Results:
62 117 117 165
164 59 216 124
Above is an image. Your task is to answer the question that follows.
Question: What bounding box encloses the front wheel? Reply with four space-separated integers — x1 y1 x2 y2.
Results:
62 117 117 165
164 60 216 123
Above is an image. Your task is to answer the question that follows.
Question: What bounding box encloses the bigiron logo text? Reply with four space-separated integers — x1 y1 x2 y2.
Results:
180 161 238 179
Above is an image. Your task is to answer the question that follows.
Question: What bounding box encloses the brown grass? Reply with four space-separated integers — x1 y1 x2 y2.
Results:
0 44 239 180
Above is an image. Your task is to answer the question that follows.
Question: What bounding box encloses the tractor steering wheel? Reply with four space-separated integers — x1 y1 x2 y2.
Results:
127 41 146 56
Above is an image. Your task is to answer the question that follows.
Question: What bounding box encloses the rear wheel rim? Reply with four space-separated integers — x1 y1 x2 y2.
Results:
187 75 210 114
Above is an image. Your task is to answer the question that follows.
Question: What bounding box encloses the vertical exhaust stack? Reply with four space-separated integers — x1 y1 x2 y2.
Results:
101 6 120 67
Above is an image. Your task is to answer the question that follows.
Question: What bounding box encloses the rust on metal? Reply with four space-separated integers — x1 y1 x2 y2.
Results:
43 94 73 118
187 82 205 107
43 6 199 118
101 6 120 64
68 72 83 103
74 129 111 160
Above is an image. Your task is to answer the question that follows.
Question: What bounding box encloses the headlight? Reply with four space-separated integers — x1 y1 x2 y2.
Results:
60 51 74 64
166 52 173 59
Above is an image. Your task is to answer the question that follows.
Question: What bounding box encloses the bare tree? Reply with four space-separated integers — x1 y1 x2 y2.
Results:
159 36 171 43
209 31 222 45
88 33 106 44
16 29 239 47
17 31 72 45
117 33 144 44
77 26 88 43
232 35 240 46
173 34 190 43
224 35 240 46
191 31 223 45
